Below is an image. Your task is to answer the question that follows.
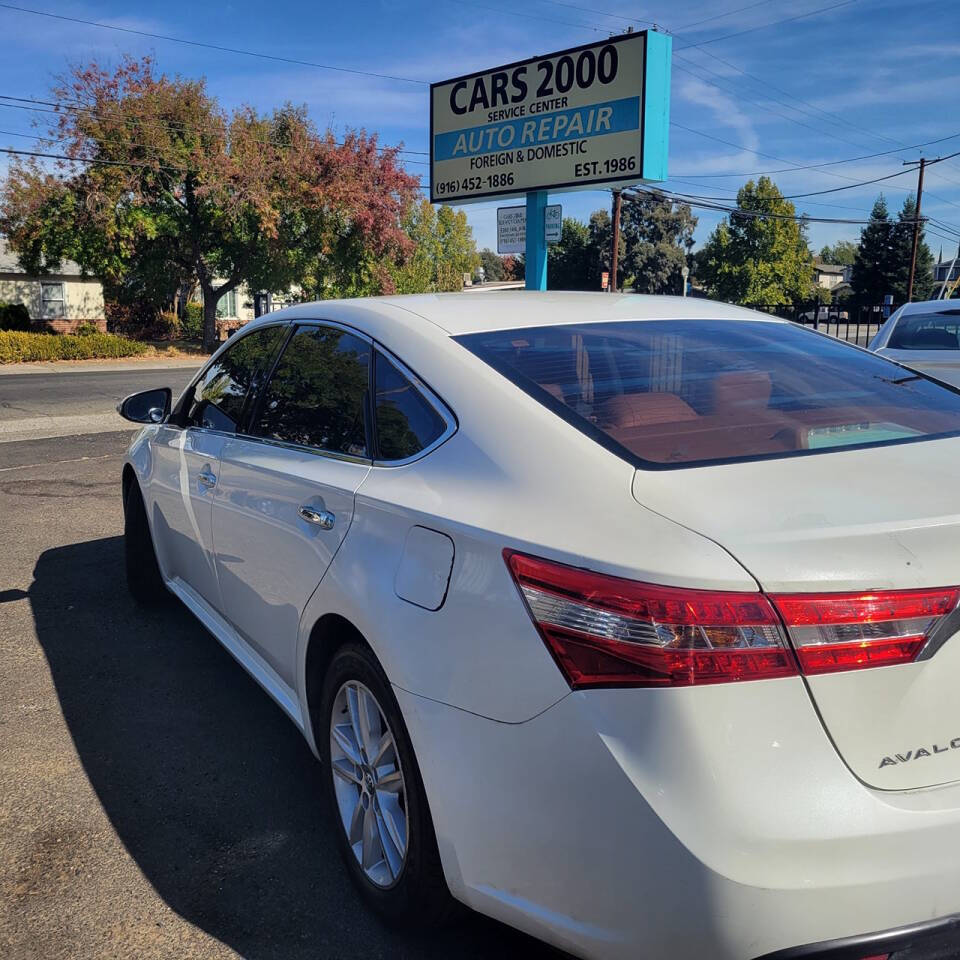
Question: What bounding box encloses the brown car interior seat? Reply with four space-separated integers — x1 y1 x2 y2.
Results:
600 392 700 428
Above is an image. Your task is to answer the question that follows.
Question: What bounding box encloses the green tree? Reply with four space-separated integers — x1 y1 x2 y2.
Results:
589 208 619 286
479 248 505 282
698 177 814 306
851 197 895 303
819 239 858 265
891 195 934 302
619 193 697 294
548 217 600 290
0 57 418 350
390 199 479 293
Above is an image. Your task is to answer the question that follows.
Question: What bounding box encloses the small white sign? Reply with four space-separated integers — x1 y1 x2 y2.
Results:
497 204 562 254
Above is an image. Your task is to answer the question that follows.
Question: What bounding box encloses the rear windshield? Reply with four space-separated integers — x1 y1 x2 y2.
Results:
456 319 960 468
889 310 960 350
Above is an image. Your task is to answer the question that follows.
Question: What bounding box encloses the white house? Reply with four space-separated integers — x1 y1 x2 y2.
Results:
0 239 106 332
814 261 853 291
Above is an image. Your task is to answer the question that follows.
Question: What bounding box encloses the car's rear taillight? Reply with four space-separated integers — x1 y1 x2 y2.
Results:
504 551 798 688
769 587 960 675
506 551 960 689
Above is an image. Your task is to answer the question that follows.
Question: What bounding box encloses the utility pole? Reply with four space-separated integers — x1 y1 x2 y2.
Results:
610 189 622 293
906 157 926 302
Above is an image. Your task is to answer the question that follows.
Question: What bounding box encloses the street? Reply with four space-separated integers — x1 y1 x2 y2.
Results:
0 368 554 960
0 364 198 443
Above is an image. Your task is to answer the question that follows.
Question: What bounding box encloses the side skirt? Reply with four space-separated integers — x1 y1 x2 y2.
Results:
167 576 305 733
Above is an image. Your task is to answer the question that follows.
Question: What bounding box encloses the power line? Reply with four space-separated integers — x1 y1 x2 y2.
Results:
531 0 651 26
672 59 894 158
675 0 780 31
663 166 926 201
672 55 898 157
0 3 429 85
674 0 860 49
466 0 931 175
0 145 184 171
625 184 919 225
0 121 432 166
446 0 600 31
0 93 430 158
671 131 960 179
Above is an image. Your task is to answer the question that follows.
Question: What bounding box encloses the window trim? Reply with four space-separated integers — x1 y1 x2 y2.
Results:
172 316 457 467
370 346 457 468
170 321 291 431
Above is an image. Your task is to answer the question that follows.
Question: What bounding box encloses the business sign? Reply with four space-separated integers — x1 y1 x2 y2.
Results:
430 31 671 204
497 204 562 254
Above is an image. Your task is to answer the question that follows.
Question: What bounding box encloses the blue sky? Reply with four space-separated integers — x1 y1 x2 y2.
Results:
2 0 960 259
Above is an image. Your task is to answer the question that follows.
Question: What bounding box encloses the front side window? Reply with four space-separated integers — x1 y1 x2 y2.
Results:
40 282 64 319
457 319 960 468
253 326 370 457
186 325 285 432
374 351 446 461
888 309 960 350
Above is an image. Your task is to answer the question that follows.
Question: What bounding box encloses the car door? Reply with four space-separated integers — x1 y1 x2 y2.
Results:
212 323 373 685
148 324 288 612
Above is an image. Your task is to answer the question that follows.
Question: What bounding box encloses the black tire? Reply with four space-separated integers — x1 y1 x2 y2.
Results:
319 642 458 928
123 478 166 606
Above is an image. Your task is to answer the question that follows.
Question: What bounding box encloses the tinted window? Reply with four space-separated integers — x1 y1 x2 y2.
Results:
374 352 446 460
253 326 370 456
457 319 960 468
889 310 960 350
187 326 284 431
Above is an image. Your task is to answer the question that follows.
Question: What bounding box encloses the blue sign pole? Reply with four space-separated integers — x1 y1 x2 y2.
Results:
525 190 548 291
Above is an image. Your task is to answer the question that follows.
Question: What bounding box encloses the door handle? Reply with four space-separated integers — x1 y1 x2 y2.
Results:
197 467 217 489
298 505 335 530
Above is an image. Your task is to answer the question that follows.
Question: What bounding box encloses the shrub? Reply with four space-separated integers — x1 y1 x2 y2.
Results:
154 310 180 340
73 321 100 336
0 302 31 332
181 301 203 340
0 330 150 363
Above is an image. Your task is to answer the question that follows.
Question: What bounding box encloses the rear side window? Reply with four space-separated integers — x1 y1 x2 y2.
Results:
456 319 960 468
374 352 446 461
186 325 284 432
888 310 960 350
252 325 370 456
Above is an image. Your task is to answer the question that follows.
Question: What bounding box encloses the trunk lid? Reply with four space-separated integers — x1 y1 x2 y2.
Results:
632 436 960 791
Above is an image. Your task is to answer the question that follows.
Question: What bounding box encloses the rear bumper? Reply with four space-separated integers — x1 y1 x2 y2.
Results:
396 676 960 960
757 913 960 959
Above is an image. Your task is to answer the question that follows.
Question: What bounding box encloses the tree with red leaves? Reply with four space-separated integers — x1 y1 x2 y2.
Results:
1 57 419 350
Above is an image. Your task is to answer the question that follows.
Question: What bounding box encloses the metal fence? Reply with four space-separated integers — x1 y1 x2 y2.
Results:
749 302 894 348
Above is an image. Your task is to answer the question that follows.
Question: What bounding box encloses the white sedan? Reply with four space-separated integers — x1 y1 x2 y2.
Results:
870 298 960 387
119 292 960 960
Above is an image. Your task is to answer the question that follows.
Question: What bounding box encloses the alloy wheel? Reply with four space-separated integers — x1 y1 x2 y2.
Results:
329 680 409 888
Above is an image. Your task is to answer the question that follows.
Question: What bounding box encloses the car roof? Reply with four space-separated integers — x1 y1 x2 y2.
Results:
896 299 960 317
252 291 780 337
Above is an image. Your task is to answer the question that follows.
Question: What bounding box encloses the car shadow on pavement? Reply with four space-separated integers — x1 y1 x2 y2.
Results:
28 536 560 960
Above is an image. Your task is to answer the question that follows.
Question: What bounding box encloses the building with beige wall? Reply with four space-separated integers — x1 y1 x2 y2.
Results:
0 240 106 333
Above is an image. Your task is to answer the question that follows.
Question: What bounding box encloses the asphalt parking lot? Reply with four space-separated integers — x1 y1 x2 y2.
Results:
0 373 556 959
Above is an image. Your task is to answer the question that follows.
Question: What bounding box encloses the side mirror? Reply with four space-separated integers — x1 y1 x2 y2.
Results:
118 387 172 424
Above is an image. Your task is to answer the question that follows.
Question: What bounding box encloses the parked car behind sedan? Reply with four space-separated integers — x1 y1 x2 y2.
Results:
869 298 960 386
119 292 960 960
